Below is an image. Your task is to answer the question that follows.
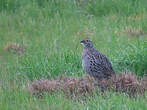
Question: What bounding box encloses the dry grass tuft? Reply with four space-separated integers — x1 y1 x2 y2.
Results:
59 75 96 97
141 76 147 91
4 43 25 54
28 79 62 97
29 73 146 98
125 27 144 37
107 74 145 96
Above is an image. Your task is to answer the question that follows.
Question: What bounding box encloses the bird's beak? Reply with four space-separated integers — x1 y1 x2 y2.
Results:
80 40 84 44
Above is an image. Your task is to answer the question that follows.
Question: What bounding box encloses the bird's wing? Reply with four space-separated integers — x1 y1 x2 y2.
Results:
89 51 115 76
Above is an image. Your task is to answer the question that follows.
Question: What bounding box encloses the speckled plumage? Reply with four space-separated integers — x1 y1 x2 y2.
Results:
81 39 115 79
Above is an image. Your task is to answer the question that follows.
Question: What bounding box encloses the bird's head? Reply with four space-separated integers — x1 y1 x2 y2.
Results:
80 38 94 49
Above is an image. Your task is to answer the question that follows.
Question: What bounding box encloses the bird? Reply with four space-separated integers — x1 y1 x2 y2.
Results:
80 38 115 79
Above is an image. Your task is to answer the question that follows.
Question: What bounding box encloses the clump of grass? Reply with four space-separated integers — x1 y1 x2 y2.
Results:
4 42 25 55
141 77 147 90
113 41 147 76
29 75 95 98
125 26 144 38
29 72 146 98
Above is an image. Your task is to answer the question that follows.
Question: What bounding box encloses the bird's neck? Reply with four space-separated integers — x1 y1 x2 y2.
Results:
84 47 95 51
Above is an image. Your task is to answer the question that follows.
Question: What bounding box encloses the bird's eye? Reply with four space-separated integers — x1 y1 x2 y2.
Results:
86 40 89 42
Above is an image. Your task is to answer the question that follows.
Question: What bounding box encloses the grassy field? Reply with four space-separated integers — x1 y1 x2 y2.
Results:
0 0 147 109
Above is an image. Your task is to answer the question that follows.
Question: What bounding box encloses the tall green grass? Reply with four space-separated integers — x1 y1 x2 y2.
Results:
0 89 146 110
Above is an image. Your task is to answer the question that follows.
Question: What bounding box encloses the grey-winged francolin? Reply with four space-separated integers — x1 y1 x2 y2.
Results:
81 39 115 79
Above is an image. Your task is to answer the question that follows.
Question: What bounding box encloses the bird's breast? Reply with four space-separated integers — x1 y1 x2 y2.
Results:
82 53 91 73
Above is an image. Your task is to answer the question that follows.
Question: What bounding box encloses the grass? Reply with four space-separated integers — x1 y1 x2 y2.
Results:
0 0 147 109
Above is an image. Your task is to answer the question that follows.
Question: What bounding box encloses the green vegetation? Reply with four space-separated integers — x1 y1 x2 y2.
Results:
0 0 147 109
